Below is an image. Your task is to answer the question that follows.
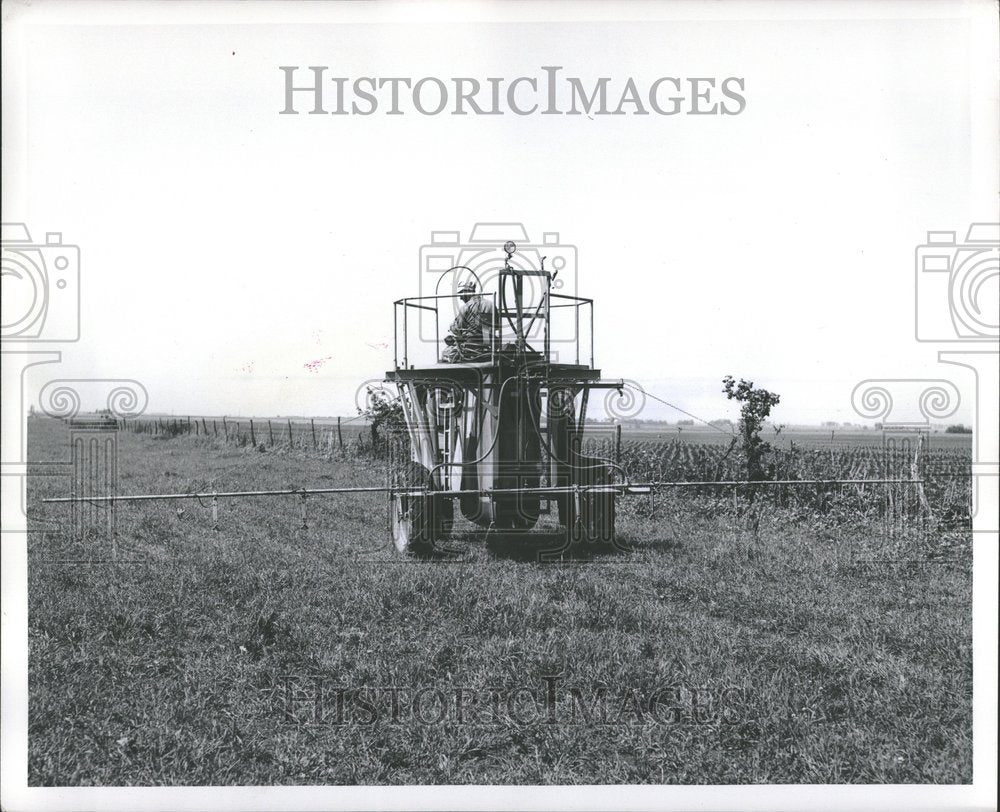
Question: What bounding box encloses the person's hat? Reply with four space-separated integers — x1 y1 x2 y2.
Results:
457 280 477 293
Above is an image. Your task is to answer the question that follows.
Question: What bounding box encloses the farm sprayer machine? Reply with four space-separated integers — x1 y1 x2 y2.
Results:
382 239 642 554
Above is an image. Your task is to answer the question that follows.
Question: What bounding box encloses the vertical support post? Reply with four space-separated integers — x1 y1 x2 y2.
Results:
512 271 525 353
287 419 294 447
544 280 550 362
615 423 622 466
213 419 217 435
589 301 595 367
386 423 393 537
578 386 590 435
268 420 274 446
250 419 257 447
574 303 580 365
311 418 317 449
338 416 344 449
222 417 228 439
733 483 741 546
912 431 932 526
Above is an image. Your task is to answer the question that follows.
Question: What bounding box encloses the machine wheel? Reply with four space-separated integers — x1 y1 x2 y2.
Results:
390 460 453 556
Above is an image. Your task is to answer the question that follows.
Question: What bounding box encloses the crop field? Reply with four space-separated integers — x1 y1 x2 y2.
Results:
26 416 972 785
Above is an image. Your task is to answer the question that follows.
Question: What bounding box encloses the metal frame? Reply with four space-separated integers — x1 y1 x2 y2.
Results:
393 291 596 370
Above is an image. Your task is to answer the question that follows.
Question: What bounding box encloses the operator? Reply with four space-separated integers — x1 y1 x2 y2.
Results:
441 280 496 362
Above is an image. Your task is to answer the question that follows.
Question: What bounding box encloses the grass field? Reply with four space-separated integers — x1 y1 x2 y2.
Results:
27 417 972 785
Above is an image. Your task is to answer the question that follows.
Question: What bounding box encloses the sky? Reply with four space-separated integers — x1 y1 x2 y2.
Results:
3 1 997 427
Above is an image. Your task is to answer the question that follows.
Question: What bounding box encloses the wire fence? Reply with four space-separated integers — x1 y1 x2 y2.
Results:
118 415 374 454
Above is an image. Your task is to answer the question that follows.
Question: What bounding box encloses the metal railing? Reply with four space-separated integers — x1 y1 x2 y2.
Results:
392 291 596 369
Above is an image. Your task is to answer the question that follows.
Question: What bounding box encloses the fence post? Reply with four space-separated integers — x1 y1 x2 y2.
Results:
311 419 317 450
222 417 228 439
268 419 274 446
912 432 932 525
288 419 294 447
337 416 344 450
250 419 257 447
732 483 739 544
213 419 217 435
